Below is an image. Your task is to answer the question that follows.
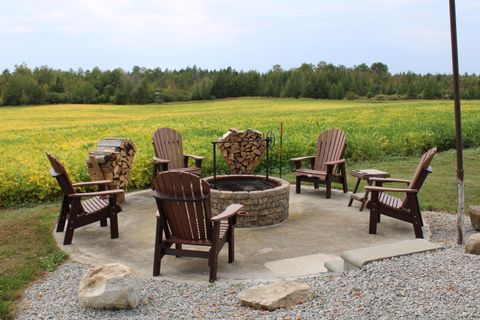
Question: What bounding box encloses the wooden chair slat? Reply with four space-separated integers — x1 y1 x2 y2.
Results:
180 172 200 240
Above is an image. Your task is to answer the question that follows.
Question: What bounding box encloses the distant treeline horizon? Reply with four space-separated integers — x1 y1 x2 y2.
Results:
1 62 480 106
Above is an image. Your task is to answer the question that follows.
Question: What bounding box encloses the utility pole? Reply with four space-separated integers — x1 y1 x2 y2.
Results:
448 0 465 244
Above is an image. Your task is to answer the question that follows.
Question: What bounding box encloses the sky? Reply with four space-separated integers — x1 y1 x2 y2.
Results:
0 0 479 74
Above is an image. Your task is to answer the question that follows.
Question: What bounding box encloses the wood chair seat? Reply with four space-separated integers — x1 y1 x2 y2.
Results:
168 166 201 176
290 129 348 198
295 168 327 178
373 193 403 210
163 221 229 246
81 196 110 214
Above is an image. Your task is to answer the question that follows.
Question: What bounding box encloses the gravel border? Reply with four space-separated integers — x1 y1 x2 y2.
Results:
17 212 480 319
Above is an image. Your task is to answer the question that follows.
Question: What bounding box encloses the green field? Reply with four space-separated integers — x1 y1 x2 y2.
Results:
1 98 480 207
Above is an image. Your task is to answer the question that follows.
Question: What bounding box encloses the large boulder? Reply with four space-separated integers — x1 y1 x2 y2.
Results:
78 263 140 309
469 206 480 231
238 281 314 311
465 233 480 255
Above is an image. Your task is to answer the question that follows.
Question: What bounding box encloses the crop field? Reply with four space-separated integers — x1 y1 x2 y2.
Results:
1 98 480 207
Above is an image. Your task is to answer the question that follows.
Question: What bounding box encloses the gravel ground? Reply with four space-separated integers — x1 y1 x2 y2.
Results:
17 212 480 320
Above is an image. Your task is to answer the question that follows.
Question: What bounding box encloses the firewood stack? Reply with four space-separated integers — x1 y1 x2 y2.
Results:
218 128 266 174
86 138 136 203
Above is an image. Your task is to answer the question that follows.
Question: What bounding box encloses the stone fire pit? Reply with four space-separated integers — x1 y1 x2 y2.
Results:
205 175 290 228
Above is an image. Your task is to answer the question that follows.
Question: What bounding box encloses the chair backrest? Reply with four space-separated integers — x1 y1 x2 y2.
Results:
401 147 437 208
313 129 347 173
153 128 184 169
46 153 76 196
153 171 212 242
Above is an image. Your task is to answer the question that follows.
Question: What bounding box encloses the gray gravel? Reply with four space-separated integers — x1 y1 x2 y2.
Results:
18 212 480 320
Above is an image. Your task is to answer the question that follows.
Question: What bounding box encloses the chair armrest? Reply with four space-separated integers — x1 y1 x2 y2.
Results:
184 154 204 168
365 186 418 193
369 178 410 184
184 154 205 160
69 189 124 198
73 180 112 187
211 204 244 222
153 157 170 164
290 156 315 169
325 159 345 165
289 156 315 163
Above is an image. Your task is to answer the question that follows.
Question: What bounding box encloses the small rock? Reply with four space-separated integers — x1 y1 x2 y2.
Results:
78 263 140 309
469 206 480 231
465 233 480 255
238 281 314 311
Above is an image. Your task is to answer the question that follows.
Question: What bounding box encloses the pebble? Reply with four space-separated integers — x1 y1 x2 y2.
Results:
17 212 480 319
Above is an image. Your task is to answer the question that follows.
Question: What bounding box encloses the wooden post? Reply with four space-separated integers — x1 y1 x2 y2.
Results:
449 0 465 244
279 122 284 178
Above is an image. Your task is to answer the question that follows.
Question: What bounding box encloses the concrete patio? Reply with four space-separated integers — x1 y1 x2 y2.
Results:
55 185 428 282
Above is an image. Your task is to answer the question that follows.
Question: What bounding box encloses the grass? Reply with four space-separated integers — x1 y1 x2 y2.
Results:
0 148 478 319
0 204 67 320
1 98 480 206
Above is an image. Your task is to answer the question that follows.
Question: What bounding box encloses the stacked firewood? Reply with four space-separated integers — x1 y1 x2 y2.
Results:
86 138 136 203
218 128 266 174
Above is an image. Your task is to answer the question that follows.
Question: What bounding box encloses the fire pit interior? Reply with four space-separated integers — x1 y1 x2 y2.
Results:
212 177 278 192
207 128 290 228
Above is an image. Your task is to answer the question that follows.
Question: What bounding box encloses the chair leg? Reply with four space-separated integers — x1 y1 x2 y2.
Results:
369 210 378 235
63 224 75 245
325 181 332 199
57 214 67 232
175 244 182 257
209 250 218 282
296 177 301 194
100 218 107 227
342 178 348 193
56 196 69 232
409 195 424 238
228 226 234 263
413 220 424 238
341 164 348 193
110 213 119 239
153 220 163 276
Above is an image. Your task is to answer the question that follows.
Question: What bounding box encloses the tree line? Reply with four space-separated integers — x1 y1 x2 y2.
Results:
1 62 480 106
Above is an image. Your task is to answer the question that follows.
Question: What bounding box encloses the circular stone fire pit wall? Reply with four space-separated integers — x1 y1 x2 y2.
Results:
205 175 290 228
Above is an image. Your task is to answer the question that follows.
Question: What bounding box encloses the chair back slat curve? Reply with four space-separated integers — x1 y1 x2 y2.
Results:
46 153 77 197
314 128 347 173
153 128 184 169
401 147 437 208
154 171 212 242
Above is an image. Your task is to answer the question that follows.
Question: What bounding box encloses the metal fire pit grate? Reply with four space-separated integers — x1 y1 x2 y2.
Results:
211 178 277 192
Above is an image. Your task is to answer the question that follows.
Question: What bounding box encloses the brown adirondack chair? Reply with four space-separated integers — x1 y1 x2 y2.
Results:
46 153 124 245
365 147 437 238
152 171 244 282
290 128 348 198
152 128 204 178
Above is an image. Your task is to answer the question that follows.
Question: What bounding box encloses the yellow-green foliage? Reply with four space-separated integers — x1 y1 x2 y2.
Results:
1 98 480 207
